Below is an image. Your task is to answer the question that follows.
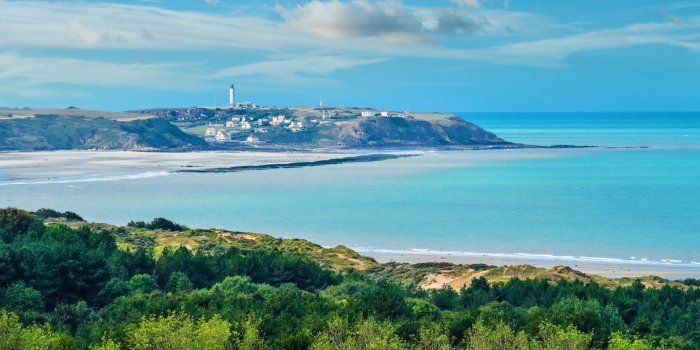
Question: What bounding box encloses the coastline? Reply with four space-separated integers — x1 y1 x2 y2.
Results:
366 252 700 279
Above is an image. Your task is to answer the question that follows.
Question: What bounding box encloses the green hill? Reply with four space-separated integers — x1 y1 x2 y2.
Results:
1 208 697 349
0 114 207 151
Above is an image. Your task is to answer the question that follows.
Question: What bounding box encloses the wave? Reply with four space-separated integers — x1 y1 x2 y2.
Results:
354 247 700 269
0 171 171 186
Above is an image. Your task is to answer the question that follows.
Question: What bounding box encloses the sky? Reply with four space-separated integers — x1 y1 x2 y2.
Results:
1 0 699 112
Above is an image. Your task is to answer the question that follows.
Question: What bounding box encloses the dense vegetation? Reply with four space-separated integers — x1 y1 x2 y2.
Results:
0 208 698 349
0 115 207 150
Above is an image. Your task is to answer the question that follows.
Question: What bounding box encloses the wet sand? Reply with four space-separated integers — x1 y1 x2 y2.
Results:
0 150 358 182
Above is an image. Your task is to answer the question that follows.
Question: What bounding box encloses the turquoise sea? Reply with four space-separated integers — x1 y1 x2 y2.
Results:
1 112 699 273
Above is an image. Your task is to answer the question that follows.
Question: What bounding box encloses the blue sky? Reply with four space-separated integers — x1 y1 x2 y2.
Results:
1 0 699 112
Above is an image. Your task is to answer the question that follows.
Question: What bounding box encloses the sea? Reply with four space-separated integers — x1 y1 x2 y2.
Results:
1 112 699 274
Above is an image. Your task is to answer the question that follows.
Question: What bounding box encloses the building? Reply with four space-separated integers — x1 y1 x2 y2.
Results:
225 120 235 128
289 121 303 132
241 121 251 130
270 115 286 126
229 84 235 107
215 129 230 142
380 111 389 117
246 134 260 144
361 111 373 117
205 127 217 136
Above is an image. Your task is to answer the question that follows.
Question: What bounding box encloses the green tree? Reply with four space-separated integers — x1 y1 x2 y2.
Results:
312 317 406 350
538 323 591 350
129 274 158 294
235 316 265 350
607 332 655 350
0 309 73 350
416 323 452 350
2 282 44 312
128 312 231 350
166 271 194 293
466 321 533 350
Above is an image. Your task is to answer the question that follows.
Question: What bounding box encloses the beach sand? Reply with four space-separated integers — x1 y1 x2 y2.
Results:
369 253 699 279
0 150 357 182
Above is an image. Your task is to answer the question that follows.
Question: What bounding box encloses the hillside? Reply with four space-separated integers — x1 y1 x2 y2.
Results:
61 214 692 290
139 106 516 148
0 113 207 151
0 106 515 151
1 208 699 349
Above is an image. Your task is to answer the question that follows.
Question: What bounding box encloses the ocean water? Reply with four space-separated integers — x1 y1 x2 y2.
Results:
1 112 699 272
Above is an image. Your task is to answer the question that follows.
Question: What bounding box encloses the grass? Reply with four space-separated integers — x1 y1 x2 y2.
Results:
0 108 153 121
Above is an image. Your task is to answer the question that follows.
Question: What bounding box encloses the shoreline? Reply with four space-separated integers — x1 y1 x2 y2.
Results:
366 252 700 279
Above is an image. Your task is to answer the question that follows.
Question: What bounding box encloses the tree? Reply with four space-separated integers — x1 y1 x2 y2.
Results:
2 282 44 312
416 323 452 350
235 316 265 350
129 312 231 350
538 323 591 350
129 274 158 294
607 332 655 350
166 271 194 293
466 321 532 350
0 309 73 350
312 317 406 350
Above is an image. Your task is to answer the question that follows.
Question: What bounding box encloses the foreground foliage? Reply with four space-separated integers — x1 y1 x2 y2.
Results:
0 208 698 349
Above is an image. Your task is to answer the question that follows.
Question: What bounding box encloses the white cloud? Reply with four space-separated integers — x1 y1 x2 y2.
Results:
0 0 699 93
212 56 386 85
278 0 490 43
0 52 201 90
451 0 481 9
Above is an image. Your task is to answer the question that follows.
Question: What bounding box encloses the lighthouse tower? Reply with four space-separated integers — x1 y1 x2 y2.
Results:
229 84 235 108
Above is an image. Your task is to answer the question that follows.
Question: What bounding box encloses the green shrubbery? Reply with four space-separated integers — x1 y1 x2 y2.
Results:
1 208 699 349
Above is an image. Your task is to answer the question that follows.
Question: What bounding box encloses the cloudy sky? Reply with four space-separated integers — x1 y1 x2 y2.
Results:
1 0 699 111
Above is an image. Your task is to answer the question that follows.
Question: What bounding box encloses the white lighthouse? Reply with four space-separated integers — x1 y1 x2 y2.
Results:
229 84 235 108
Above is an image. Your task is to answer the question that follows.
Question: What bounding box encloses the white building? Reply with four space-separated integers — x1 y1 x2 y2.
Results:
380 111 389 117
205 127 217 136
229 84 235 107
289 121 303 132
246 134 260 144
241 121 251 130
215 129 230 141
361 111 373 117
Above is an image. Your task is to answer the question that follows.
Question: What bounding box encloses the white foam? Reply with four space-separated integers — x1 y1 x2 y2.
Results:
0 171 170 186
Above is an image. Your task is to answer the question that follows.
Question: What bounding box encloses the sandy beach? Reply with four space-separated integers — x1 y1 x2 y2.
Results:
0 150 358 182
368 253 700 279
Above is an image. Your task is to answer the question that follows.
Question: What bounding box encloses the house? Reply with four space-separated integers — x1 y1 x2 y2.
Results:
380 111 389 117
246 134 260 143
205 127 217 136
225 120 235 128
241 121 251 130
215 129 230 142
361 111 373 117
289 121 303 132
270 115 286 126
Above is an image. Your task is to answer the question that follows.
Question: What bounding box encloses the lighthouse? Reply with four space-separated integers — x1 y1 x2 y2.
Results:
229 84 235 108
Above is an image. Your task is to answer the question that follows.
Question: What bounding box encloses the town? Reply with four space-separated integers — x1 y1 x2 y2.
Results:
130 83 410 145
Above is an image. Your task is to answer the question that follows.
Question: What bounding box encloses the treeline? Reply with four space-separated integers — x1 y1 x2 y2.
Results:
0 208 698 349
